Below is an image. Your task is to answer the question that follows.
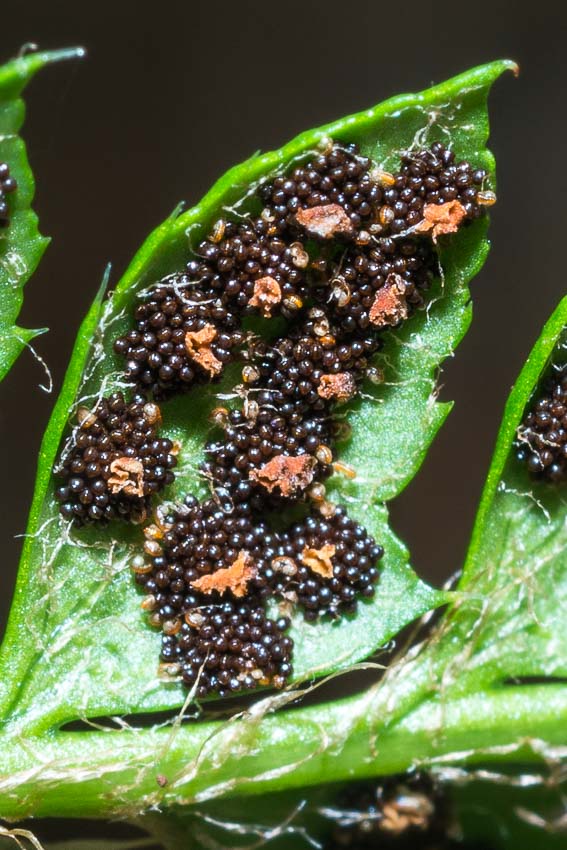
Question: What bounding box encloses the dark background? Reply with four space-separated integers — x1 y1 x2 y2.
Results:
0 1 563 632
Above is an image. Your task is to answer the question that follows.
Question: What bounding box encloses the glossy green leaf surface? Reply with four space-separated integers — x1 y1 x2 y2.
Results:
0 47 84 382
0 61 513 742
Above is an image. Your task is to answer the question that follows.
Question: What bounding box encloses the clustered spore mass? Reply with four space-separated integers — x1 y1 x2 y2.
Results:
56 140 493 696
55 393 177 524
517 366 567 482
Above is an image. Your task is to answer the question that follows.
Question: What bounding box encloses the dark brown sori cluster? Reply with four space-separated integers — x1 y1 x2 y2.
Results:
325 774 493 849
133 494 293 696
56 139 493 696
277 507 384 621
516 365 567 483
55 393 177 524
113 280 246 400
259 143 382 232
0 162 17 227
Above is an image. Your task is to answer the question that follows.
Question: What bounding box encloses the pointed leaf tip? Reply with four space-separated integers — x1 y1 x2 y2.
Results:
493 58 520 78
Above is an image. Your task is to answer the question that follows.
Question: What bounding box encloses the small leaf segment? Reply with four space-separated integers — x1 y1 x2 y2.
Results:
55 141 495 697
516 366 567 482
0 47 85 383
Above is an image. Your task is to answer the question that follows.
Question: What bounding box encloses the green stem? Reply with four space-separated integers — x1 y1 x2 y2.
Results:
0 681 564 821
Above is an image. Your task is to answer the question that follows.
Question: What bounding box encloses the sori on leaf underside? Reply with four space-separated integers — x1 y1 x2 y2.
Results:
6 58 566 842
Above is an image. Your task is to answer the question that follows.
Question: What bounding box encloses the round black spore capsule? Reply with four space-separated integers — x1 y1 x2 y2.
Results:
277 506 383 620
55 393 176 524
516 367 567 483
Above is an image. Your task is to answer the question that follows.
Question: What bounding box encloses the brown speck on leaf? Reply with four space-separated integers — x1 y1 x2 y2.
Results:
301 543 336 579
143 402 162 426
141 594 157 612
278 598 295 619
209 406 229 427
317 372 357 402
184 324 222 376
369 274 409 328
279 592 298 617
477 190 497 207
210 219 226 243
156 774 168 788
144 523 164 541
370 167 396 187
108 457 145 497
271 555 298 577
77 406 97 429
414 200 467 242
169 439 181 457
289 241 309 268
333 460 357 480
248 276 282 317
295 203 354 239
249 454 316 497
185 610 205 628
319 500 337 519
158 662 181 679
144 538 162 557
191 551 256 598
